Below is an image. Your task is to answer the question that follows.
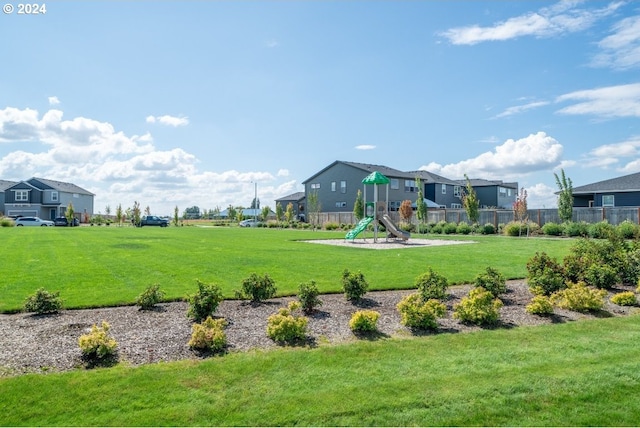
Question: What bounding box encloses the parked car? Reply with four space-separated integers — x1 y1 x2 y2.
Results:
15 217 55 227
54 217 80 227
239 219 261 227
138 215 169 227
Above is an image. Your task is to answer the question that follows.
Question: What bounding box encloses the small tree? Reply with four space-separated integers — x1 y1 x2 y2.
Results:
173 205 180 226
250 197 260 210
285 202 294 223
115 203 123 227
307 190 321 230
353 189 364 221
399 200 413 225
461 174 479 224
415 177 427 228
144 205 151 216
261 206 271 222
227 205 237 223
65 202 75 226
105 205 111 218
275 202 284 223
132 201 141 226
514 187 528 236
555 169 573 223
235 207 244 223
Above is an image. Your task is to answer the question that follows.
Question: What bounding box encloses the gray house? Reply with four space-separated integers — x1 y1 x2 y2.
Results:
275 192 306 220
457 178 519 209
2 177 94 221
572 172 640 207
0 180 19 215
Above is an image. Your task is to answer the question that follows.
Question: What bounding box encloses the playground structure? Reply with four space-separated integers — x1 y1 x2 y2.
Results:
345 171 410 242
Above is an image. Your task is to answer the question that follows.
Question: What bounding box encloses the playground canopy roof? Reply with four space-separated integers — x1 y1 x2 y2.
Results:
362 171 390 185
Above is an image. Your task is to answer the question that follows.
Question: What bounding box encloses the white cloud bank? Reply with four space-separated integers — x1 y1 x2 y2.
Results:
556 83 640 118
592 14 640 70
355 145 376 150
146 115 189 127
0 106 294 214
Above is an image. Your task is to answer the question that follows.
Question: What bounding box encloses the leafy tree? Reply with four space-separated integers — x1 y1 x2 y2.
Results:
250 197 260 209
261 206 271 222
555 169 573 223
65 202 75 226
415 177 427 226
275 202 284 222
462 174 479 224
353 189 364 221
173 205 180 226
514 187 528 223
115 203 123 226
235 207 244 223
144 205 151 216
307 190 321 230
227 205 237 223
132 201 141 226
285 202 294 223
105 205 111 217
212 206 221 219
399 200 413 224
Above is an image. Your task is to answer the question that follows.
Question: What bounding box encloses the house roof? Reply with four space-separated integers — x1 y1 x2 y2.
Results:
28 177 95 195
408 170 460 185
302 160 413 184
572 171 640 194
0 180 18 191
455 178 519 189
275 191 305 202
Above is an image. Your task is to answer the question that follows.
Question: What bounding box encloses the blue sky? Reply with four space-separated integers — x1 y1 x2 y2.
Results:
1 1 639 214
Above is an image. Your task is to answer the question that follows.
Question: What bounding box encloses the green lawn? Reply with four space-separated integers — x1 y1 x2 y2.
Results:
0 226 574 312
1 315 639 426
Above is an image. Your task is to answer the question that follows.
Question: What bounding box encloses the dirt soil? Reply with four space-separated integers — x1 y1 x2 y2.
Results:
0 280 636 377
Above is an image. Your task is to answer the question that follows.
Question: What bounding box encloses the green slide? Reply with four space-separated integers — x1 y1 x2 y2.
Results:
345 217 374 240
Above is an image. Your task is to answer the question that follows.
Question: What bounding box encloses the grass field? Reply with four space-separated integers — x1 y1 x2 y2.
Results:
0 226 574 312
1 315 639 426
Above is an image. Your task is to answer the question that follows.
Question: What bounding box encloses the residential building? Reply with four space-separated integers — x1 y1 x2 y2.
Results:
571 172 640 207
456 178 519 209
275 192 306 220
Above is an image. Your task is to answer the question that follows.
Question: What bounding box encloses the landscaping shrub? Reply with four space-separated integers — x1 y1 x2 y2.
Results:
266 301 308 343
526 252 566 296
588 220 615 239
400 223 415 233
23 288 63 314
503 221 540 237
416 224 430 234
0 217 14 227
396 293 446 330
618 246 640 286
525 295 554 316
456 222 472 235
136 284 165 310
188 316 227 352
584 263 618 289
563 238 625 286
453 287 503 325
542 222 563 236
297 280 322 314
617 220 639 239
443 222 457 234
480 223 496 235
430 221 446 234
78 321 118 359
610 291 637 306
236 273 277 303
563 221 589 237
551 282 607 312
187 280 224 322
342 269 369 301
415 267 449 300
349 310 380 333
324 222 339 231
474 267 506 297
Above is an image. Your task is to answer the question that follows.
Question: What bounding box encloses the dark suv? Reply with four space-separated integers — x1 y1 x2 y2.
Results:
54 217 80 227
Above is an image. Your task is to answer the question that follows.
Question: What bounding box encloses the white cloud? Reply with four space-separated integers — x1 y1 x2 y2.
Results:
48 96 60 106
583 136 640 168
277 169 290 177
494 101 549 118
592 15 640 70
525 182 558 208
265 39 279 48
419 132 563 179
440 1 623 45
355 145 376 150
146 115 189 127
556 83 640 118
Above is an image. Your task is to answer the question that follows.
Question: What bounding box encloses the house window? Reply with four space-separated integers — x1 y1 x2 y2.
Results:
390 179 399 190
451 203 462 209
340 181 346 194
310 183 320 190
404 180 416 192
51 191 58 202
73 193 79 198
507 188 512 197
15 190 28 201
454 186 461 197
331 182 336 192
499 187 507 195
602 195 614 207
441 184 446 194
335 201 347 208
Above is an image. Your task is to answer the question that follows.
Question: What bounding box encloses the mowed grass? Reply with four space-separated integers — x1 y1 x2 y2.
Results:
0 226 574 312
1 315 640 426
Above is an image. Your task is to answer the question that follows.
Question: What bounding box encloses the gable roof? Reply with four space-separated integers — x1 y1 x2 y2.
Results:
302 160 413 184
409 170 459 185
572 171 640 195
0 180 18 191
275 192 305 202
455 178 519 189
28 177 95 195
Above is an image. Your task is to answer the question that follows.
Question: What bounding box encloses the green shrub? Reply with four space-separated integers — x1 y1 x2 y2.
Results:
415 267 449 300
266 301 308 343
324 222 339 231
235 273 277 303
78 321 118 359
188 316 227 352
400 223 415 233
187 280 224 322
503 221 540 236
474 267 506 297
617 220 639 239
0 217 14 227
443 222 457 234
563 221 589 237
456 223 472 235
584 263 618 289
396 293 446 330
23 288 63 314
342 269 369 301
349 310 380 333
416 224 430 234
136 284 165 310
480 223 496 235
453 287 503 325
610 291 637 306
618 247 640 286
525 295 554 316
297 280 322 314
542 222 563 236
551 282 607 312
526 252 566 296
430 221 445 234
588 220 615 239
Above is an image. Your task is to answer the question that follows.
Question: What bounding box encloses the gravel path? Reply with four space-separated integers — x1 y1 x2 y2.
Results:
0 281 635 377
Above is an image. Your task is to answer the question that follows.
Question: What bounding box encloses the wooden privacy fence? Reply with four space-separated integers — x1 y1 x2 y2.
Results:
317 207 640 228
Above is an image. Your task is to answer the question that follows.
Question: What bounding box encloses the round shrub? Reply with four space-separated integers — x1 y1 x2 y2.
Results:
24 288 63 314
542 222 563 236
610 291 637 306
187 280 224 322
443 222 457 234
78 321 118 359
453 287 503 325
188 316 227 352
480 223 496 235
456 223 472 235
342 269 369 301
525 295 554 315
431 221 445 234
349 310 380 333
297 280 322 314
236 273 277 303
588 221 615 239
474 267 506 297
0 217 14 227
551 281 607 312
526 252 566 296
324 222 339 231
617 220 639 239
136 284 165 310
503 221 525 236
415 267 449 300
563 221 589 237
396 293 446 330
584 263 618 289
266 301 308 343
